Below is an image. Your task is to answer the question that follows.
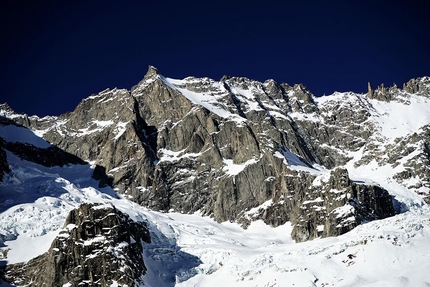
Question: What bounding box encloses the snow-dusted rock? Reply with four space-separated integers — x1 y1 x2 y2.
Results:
0 68 430 285
0 66 429 244
2 202 150 286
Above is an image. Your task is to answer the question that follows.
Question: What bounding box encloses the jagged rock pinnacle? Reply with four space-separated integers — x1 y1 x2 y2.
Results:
367 82 373 95
220 75 231 81
144 65 160 79
377 83 386 94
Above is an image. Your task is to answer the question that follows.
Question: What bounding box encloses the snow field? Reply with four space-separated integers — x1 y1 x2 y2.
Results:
2 148 429 287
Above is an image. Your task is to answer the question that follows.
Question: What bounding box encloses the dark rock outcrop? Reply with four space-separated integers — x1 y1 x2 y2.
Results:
0 119 85 168
242 167 395 242
2 203 150 287
4 141 85 167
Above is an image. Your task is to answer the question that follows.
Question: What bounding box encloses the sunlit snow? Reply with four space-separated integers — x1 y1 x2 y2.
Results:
162 76 246 124
222 158 258 176
0 144 429 286
368 96 430 140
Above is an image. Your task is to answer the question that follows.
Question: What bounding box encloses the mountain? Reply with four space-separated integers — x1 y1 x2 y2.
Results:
0 67 429 286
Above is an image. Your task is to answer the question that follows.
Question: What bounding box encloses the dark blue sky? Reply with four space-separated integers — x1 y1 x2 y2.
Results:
1 0 429 116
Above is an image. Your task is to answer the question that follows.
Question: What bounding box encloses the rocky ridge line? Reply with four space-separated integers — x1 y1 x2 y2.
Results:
1 68 429 242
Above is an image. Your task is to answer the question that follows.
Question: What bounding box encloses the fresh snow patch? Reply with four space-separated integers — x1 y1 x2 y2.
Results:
0 124 51 148
158 148 202 163
313 171 331 186
222 158 258 176
230 86 264 112
245 199 273 217
288 111 322 123
162 76 246 123
267 110 290 120
83 235 106 246
113 121 129 140
92 120 114 127
302 197 324 205
70 120 114 137
4 230 60 264
274 149 320 175
368 95 430 140
65 224 77 230
333 205 354 218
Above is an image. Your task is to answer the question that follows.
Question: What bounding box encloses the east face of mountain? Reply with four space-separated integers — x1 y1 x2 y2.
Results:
1 67 430 243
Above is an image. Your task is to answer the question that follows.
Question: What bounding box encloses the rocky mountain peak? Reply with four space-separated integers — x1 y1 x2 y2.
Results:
367 81 373 94
131 65 163 95
1 70 429 246
293 83 308 91
220 74 231 81
403 76 430 94
366 76 430 102
367 81 391 101
1 69 430 285
144 65 160 79
0 103 14 115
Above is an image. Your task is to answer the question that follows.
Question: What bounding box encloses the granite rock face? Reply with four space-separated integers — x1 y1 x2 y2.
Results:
1 68 429 244
2 203 150 287
291 168 395 242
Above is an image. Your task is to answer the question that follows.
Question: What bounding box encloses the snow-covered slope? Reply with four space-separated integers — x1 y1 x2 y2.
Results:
0 144 429 286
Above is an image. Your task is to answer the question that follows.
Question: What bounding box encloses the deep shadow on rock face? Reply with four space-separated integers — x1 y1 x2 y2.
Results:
4 141 85 167
0 117 85 168
92 164 114 188
0 121 121 215
142 222 204 286
0 138 10 182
